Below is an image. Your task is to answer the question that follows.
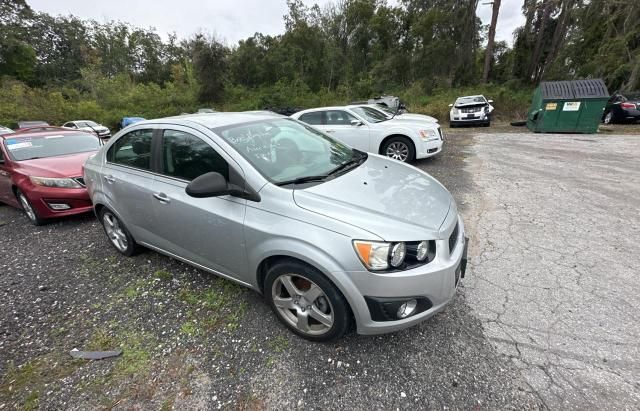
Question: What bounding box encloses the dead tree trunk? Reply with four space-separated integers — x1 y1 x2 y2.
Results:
482 0 502 83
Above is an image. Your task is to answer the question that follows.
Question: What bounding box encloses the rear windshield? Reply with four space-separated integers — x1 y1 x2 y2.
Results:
77 121 98 127
3 133 100 161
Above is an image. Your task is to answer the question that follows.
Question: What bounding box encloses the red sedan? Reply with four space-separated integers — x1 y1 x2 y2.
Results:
0 128 101 225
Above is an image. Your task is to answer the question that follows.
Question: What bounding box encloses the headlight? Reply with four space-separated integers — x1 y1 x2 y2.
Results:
30 176 83 189
353 240 407 271
418 129 438 140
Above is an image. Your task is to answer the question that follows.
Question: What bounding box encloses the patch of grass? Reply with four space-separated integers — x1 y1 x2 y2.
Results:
226 301 248 331
160 397 175 411
265 356 276 367
121 278 151 299
86 329 119 351
180 321 197 336
267 336 289 353
178 281 247 332
154 269 172 281
23 390 39 411
114 331 154 377
0 354 84 408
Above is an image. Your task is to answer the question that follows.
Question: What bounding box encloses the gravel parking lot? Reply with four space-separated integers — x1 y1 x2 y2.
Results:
1 130 638 410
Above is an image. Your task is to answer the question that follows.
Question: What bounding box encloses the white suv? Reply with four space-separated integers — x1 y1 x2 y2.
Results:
292 106 443 163
448 95 494 127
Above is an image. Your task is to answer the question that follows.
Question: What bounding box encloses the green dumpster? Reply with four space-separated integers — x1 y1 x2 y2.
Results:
527 79 609 134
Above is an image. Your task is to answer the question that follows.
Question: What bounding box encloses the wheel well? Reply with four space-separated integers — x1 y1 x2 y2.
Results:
256 255 299 294
94 203 105 218
11 185 18 197
379 134 414 155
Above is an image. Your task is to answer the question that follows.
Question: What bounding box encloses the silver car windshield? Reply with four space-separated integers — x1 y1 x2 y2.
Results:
213 118 355 184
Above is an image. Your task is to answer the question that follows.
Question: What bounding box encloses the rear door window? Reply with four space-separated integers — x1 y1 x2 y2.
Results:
325 110 357 125
299 112 324 125
107 129 154 171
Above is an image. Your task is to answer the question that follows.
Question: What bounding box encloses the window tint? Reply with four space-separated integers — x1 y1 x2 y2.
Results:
108 129 154 170
299 112 324 125
325 110 357 125
161 129 229 181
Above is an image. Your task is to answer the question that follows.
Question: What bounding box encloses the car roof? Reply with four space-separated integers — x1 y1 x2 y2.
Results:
135 112 286 129
295 106 351 114
1 128 94 140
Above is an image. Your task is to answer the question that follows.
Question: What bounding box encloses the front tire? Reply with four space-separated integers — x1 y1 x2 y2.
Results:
99 208 140 256
265 260 352 342
16 189 44 226
382 136 415 163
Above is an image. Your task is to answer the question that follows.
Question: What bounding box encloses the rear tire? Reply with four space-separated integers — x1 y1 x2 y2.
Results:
265 260 352 342
99 208 141 256
16 189 44 226
603 111 613 124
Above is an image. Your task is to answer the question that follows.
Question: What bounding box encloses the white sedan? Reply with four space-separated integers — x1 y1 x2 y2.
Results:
292 106 443 163
62 120 111 139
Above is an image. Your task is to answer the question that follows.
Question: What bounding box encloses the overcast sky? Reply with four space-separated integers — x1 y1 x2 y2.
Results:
29 0 525 46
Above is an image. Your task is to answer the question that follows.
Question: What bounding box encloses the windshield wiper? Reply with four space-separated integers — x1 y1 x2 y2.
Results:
328 150 367 176
275 175 330 186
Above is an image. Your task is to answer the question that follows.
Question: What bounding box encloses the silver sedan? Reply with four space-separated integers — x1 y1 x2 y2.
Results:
84 112 467 341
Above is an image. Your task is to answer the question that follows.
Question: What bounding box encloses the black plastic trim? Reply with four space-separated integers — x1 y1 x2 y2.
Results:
364 296 433 322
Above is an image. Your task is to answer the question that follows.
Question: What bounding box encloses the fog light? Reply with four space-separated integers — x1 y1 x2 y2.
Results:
416 241 429 261
390 242 406 267
48 203 70 210
397 299 418 319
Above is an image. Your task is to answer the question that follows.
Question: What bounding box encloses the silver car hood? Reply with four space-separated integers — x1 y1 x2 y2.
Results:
293 155 453 241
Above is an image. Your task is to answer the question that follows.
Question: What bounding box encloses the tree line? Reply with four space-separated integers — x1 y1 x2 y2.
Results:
0 0 638 126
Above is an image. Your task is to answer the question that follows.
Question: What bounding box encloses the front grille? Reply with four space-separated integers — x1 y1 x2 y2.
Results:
449 222 459 253
73 177 86 187
460 106 483 113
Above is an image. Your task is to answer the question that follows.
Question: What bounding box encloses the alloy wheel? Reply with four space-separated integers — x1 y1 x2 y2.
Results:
271 274 334 336
18 193 37 223
386 141 409 161
604 112 612 124
103 212 129 252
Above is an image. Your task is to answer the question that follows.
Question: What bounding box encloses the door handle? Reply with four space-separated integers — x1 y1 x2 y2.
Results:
325 129 336 133
152 192 170 204
104 175 116 183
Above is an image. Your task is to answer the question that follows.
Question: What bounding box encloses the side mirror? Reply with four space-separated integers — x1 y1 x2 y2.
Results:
350 119 363 126
448 103 453 107
186 172 231 198
186 171 260 202
488 99 494 104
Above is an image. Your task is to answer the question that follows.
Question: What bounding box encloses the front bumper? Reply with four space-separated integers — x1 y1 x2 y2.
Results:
22 184 93 219
416 139 443 159
344 216 467 335
450 116 490 126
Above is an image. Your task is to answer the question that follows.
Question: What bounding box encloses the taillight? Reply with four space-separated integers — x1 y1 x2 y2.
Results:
621 102 636 109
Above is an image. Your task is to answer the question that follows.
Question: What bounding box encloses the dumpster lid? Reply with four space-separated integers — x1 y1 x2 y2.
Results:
540 79 609 99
